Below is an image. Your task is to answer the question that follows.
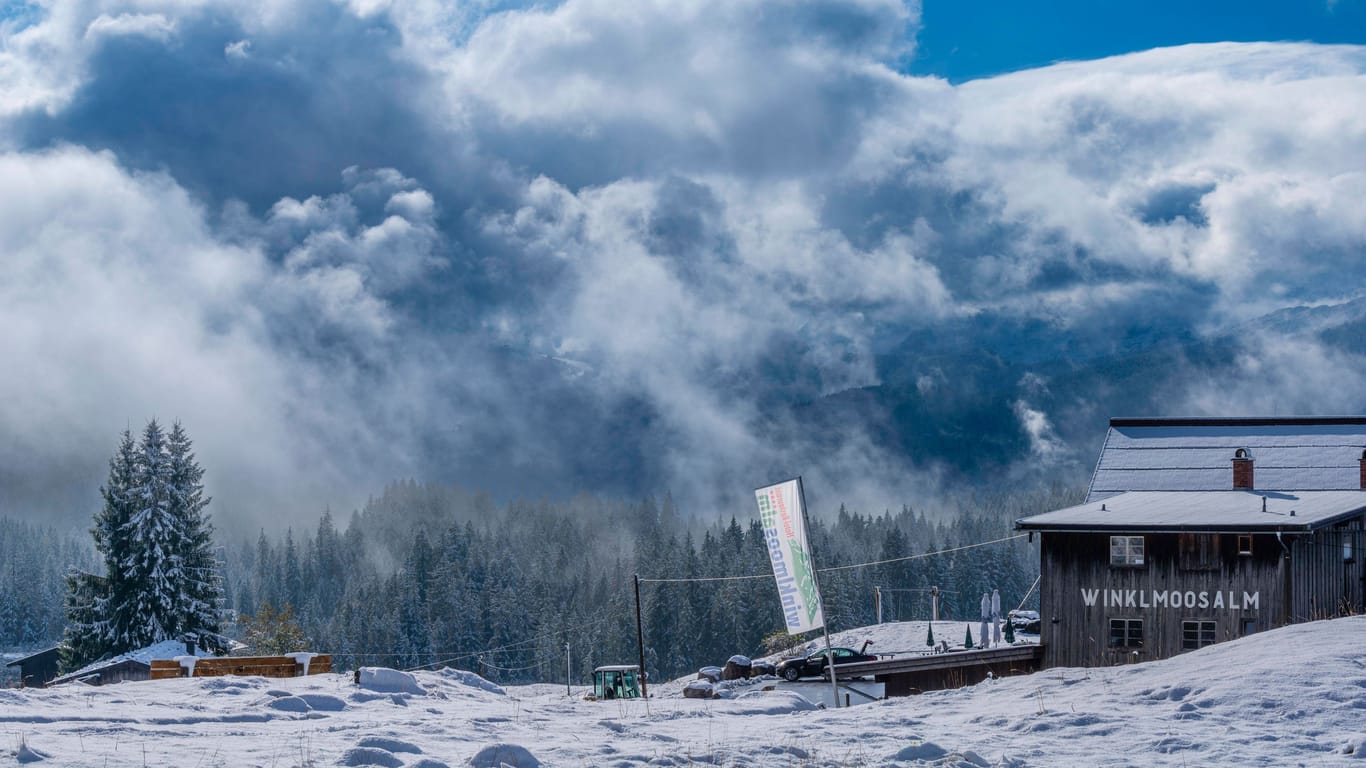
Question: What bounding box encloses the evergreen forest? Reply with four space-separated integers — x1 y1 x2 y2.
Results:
3 480 1079 686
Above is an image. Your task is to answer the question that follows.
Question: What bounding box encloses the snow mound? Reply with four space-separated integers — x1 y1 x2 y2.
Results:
469 743 540 767
728 690 819 714
337 746 404 767
409 760 451 768
357 736 422 754
202 678 258 694
299 693 348 711
358 667 426 695
16 742 50 764
439 667 506 695
266 695 311 713
1341 735 1366 759
684 680 715 698
888 738 947 762
727 654 751 666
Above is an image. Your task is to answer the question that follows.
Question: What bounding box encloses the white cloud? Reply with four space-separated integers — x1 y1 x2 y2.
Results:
0 146 445 529
84 13 176 43
224 38 251 59
946 43 1366 318
3 0 1366 521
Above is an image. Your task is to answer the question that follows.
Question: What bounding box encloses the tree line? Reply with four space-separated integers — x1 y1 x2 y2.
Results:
219 481 1074 684
1 424 1077 686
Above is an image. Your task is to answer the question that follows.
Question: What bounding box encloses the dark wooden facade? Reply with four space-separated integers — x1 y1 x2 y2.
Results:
58 658 154 686
1036 519 1366 668
5 647 61 688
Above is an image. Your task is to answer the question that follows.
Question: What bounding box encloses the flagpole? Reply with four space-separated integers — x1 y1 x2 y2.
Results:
798 477 841 709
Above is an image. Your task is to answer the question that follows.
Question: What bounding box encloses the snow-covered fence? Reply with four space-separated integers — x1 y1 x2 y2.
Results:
149 654 332 680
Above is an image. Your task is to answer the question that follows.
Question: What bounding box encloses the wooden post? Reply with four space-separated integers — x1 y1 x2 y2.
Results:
797 477 840 709
634 573 648 698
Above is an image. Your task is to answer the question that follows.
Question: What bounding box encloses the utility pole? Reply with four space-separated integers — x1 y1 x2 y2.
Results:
874 586 883 624
634 573 648 698
565 643 571 697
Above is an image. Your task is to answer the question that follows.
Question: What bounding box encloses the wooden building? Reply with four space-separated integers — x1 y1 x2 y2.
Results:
1017 417 1366 669
4 647 61 688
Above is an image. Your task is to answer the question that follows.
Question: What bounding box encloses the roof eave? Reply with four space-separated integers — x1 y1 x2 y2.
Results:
1110 415 1366 427
1016 522 1317 533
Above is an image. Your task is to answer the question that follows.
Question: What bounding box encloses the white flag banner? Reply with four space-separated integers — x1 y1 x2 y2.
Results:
754 478 825 634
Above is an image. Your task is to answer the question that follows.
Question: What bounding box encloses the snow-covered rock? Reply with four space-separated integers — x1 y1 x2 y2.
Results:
337 746 404 767
438 667 505 695
469 743 539 767
357 667 426 695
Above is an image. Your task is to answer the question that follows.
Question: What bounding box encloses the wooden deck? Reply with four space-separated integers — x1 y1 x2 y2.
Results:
830 645 1043 696
149 654 332 680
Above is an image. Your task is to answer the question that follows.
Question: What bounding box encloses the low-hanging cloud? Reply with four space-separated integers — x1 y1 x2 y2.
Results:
3 0 1366 531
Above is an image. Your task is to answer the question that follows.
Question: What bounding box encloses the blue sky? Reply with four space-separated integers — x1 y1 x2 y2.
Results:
913 0 1366 81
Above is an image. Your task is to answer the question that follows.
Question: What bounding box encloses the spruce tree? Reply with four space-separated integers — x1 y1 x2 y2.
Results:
120 419 179 646
96 429 139 650
62 430 137 668
62 421 222 668
61 571 109 669
166 421 221 637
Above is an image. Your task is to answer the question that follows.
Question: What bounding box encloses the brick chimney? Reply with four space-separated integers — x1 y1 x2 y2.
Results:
1359 449 1366 490
1233 448 1254 490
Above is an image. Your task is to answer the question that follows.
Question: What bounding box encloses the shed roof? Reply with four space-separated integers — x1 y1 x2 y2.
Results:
48 639 215 687
1017 490 1366 532
4 647 60 667
1088 417 1366 502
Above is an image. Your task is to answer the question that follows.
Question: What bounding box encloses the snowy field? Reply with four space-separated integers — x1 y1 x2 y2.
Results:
3 616 1365 767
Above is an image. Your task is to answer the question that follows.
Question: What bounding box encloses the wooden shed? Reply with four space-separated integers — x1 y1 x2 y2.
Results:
1017 417 1366 669
5 647 61 688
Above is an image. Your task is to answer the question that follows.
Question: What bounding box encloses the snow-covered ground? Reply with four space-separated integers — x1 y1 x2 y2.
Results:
3 616 1364 766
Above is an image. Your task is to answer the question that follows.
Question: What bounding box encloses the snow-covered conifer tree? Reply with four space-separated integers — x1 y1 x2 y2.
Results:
62 421 223 666
166 421 222 637
62 429 137 668
119 419 180 647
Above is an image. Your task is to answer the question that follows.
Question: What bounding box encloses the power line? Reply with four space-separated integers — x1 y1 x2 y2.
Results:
639 573 770 584
819 533 1029 573
639 533 1030 584
401 608 616 673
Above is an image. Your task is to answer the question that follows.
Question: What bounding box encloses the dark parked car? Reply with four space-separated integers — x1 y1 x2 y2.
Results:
774 646 877 681
1009 610 1041 634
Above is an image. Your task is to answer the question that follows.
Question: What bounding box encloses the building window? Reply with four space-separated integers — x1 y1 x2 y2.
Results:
1179 533 1220 570
1182 620 1217 650
1109 618 1143 648
1346 537 1355 563
1237 535 1253 556
1110 536 1145 567
1241 618 1257 636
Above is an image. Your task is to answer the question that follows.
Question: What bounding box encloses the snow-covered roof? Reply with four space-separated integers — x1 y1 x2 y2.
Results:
1088 417 1366 502
4 647 59 666
1017 490 1366 532
50 640 216 686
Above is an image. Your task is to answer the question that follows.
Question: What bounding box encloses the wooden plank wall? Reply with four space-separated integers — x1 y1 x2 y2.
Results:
149 655 333 680
1290 516 1366 622
1038 532 1284 669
